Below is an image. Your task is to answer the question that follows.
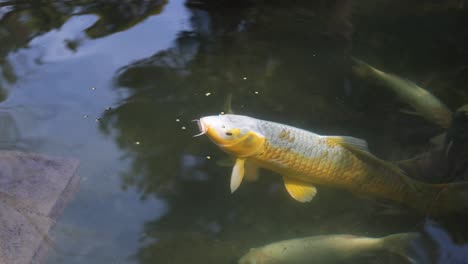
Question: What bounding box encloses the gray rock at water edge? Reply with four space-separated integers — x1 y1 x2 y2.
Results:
0 151 80 264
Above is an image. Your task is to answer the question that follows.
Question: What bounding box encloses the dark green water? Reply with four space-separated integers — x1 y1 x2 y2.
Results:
1 1 468 263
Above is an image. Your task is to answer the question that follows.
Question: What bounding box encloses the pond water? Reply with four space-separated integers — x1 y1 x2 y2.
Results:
1 1 468 263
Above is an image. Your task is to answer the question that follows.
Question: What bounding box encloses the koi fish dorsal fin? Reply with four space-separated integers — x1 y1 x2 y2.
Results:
346 146 406 176
324 136 370 153
333 139 404 176
334 141 419 191
283 177 317 202
224 93 234 114
231 158 245 193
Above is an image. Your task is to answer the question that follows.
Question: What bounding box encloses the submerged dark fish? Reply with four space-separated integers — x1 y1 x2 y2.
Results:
239 232 418 264
351 58 453 128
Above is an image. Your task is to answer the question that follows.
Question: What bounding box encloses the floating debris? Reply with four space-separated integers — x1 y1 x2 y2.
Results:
206 156 211 160
90 87 96 90
181 126 186 130
243 77 247 80
205 92 211 96
254 91 259 95
220 112 225 115
135 141 141 145
176 119 180 122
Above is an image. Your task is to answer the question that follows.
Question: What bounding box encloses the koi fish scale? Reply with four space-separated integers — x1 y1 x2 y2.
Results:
254 121 367 185
199 114 468 213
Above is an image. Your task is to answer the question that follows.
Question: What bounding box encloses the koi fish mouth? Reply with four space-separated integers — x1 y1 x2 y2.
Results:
193 116 229 144
193 119 207 137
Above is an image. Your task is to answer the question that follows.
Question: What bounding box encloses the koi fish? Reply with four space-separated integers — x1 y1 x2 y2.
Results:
238 232 418 264
351 58 453 128
196 114 468 214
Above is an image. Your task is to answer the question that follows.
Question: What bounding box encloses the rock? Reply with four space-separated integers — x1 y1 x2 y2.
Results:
0 151 80 264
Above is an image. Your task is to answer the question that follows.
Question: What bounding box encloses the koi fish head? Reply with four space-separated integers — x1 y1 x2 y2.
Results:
197 114 265 157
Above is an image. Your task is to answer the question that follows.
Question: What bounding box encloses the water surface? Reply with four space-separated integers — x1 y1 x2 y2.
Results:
1 1 468 263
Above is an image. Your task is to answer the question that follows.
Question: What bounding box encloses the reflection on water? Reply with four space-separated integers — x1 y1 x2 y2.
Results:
1 0 468 263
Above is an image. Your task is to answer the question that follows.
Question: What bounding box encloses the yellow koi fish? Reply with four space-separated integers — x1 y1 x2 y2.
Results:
197 114 468 214
351 58 453 128
239 232 418 264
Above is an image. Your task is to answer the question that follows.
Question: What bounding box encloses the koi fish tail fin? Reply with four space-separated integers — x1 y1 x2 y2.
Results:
423 182 468 215
381 233 419 263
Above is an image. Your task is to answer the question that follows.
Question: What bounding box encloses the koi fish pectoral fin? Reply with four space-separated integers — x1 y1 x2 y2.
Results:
245 162 260 181
231 158 245 193
223 157 260 185
283 176 317 202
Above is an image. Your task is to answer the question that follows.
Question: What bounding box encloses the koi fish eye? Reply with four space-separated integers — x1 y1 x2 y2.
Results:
224 128 241 138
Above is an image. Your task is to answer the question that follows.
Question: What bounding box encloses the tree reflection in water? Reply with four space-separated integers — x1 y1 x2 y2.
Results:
1 0 468 263
0 0 168 100
100 1 468 263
